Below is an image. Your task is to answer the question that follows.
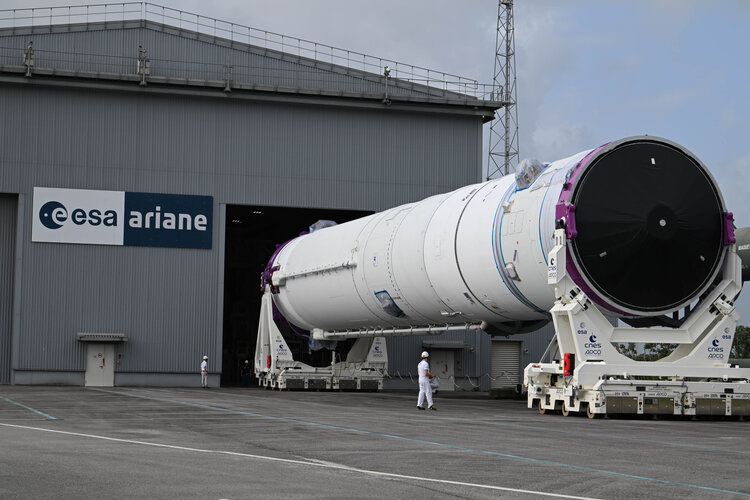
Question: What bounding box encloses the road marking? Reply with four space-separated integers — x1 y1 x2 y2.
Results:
425 414 750 457
0 395 58 420
146 388 750 457
88 388 750 497
0 422 594 499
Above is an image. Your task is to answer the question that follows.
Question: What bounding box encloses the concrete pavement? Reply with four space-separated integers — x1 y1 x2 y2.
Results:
1 386 749 499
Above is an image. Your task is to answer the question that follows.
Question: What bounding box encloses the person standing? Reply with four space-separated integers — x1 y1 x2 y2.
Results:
241 359 251 387
201 355 209 389
417 351 436 411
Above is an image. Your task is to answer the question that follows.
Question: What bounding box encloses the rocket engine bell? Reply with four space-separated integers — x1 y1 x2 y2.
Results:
263 136 734 335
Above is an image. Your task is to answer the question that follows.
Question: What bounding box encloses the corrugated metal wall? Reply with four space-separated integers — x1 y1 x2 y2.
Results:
0 84 480 209
0 51 484 379
0 194 16 384
490 341 521 388
386 323 556 391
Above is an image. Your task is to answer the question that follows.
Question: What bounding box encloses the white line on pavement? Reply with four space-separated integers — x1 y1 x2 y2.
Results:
0 422 596 500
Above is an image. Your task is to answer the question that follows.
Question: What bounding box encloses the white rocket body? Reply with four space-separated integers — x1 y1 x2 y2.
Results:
266 137 731 334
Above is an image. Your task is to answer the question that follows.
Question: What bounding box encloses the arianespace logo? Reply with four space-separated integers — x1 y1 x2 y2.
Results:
32 187 212 249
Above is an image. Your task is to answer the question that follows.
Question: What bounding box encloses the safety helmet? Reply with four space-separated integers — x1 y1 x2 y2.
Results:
421 351 429 358
203 355 208 360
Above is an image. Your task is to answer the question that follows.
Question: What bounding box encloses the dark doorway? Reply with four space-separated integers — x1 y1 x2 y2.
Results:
0 194 17 385
221 205 371 386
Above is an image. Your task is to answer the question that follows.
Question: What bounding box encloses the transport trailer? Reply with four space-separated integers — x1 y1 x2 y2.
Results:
525 137 750 417
254 287 387 390
527 368 750 418
252 136 750 407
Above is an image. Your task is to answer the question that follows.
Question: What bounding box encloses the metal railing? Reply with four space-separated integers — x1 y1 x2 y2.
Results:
0 43 499 102
0 2 498 101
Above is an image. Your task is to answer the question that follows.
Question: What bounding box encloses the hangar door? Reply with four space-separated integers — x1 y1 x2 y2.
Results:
0 194 17 384
222 204 370 386
490 340 521 390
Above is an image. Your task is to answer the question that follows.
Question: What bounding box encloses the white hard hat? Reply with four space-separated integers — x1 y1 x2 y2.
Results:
421 351 429 358
203 355 208 360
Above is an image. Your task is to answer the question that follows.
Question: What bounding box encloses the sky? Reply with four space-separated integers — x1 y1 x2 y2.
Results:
6 0 750 323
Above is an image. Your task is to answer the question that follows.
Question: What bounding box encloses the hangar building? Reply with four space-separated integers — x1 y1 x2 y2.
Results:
0 3 551 391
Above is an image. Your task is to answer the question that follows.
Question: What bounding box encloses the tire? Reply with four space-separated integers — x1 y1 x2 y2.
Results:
586 404 598 419
561 403 571 417
538 399 547 415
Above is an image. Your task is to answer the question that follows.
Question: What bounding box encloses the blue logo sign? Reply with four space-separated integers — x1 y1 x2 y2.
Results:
124 192 212 249
33 187 212 249
712 338 720 347
589 334 597 343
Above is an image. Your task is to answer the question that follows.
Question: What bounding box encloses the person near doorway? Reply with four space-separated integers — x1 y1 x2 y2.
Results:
241 359 251 387
417 351 436 411
201 355 209 388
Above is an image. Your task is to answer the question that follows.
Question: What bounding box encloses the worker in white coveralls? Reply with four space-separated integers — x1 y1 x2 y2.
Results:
201 355 209 389
417 351 437 411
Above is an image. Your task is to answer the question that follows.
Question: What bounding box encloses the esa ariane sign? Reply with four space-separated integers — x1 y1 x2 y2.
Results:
32 187 213 249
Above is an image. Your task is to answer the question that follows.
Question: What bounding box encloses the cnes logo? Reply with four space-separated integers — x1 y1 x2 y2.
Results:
39 201 117 230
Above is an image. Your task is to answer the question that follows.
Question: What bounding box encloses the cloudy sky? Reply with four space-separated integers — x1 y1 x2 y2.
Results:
9 0 750 321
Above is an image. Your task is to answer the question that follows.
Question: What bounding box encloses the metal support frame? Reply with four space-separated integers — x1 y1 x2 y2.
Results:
525 229 750 417
253 286 387 391
223 65 233 92
137 44 150 86
311 323 482 341
382 65 391 105
23 41 34 77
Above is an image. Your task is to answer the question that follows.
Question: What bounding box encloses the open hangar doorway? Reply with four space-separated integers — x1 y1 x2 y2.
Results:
222 204 372 386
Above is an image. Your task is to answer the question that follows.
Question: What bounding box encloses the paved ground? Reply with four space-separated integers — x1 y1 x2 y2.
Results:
0 386 749 499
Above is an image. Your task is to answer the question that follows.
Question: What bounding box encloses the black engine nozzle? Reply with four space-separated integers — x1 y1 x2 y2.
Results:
568 138 728 315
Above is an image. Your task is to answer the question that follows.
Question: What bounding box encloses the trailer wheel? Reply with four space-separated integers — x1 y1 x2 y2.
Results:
586 404 598 419
537 399 546 415
561 402 571 417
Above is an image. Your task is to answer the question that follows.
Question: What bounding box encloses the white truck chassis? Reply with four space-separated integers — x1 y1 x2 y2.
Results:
254 287 387 391
525 229 750 418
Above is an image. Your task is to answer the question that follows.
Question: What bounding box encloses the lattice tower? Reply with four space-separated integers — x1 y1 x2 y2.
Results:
486 0 519 180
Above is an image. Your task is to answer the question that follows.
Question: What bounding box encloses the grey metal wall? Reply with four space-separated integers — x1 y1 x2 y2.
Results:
386 330 488 380
386 324 555 391
0 84 481 209
0 77 483 379
0 18 494 383
0 194 16 384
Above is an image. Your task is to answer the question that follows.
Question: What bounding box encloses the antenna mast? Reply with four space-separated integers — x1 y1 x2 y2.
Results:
486 0 519 180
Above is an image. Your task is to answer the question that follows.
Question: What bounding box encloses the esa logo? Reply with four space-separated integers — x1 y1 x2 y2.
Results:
39 201 117 229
